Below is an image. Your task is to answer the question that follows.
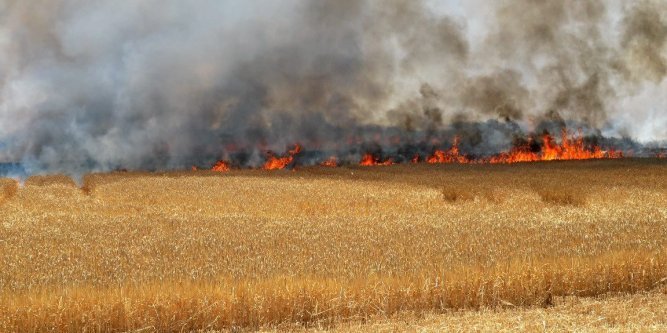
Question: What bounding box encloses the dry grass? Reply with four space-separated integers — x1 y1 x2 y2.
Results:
303 287 667 332
0 178 18 204
0 159 666 331
536 187 587 206
23 174 78 188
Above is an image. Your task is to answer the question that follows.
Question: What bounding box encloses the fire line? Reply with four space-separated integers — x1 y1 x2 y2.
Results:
207 129 628 172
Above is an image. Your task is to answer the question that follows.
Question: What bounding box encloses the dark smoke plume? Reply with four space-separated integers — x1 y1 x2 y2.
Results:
0 0 665 174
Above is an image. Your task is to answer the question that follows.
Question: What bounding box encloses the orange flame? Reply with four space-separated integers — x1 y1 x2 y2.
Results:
359 153 394 166
199 128 630 172
320 156 338 167
488 148 540 164
263 144 302 170
490 129 620 164
608 149 624 159
427 136 470 164
211 160 231 172
288 144 303 155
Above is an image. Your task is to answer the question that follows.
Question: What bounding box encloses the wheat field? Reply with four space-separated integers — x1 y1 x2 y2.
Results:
303 288 667 332
1 160 666 332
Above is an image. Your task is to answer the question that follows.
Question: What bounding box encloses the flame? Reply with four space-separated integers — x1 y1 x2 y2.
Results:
198 128 633 171
263 144 302 170
211 160 231 172
488 147 539 164
320 156 338 167
359 153 394 166
359 154 375 166
490 129 621 164
288 144 303 155
427 136 470 164
608 149 624 159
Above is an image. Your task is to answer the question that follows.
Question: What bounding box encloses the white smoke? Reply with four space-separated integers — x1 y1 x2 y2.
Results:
0 0 665 174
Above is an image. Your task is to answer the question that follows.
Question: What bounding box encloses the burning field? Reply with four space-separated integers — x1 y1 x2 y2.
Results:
1 159 666 331
2 0 667 331
197 128 628 171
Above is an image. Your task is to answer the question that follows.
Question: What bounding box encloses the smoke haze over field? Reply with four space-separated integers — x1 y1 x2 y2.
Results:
0 0 666 173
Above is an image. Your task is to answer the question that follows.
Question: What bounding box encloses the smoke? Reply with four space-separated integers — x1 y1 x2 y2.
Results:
620 0 667 83
0 0 665 173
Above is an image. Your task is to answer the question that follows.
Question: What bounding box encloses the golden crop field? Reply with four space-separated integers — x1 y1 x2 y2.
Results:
304 289 667 332
1 159 666 332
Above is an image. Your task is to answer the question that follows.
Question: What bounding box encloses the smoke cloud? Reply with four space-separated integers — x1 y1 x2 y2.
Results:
0 0 665 173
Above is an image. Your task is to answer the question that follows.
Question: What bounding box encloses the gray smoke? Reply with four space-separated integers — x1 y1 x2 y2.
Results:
0 0 666 174
621 0 667 83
